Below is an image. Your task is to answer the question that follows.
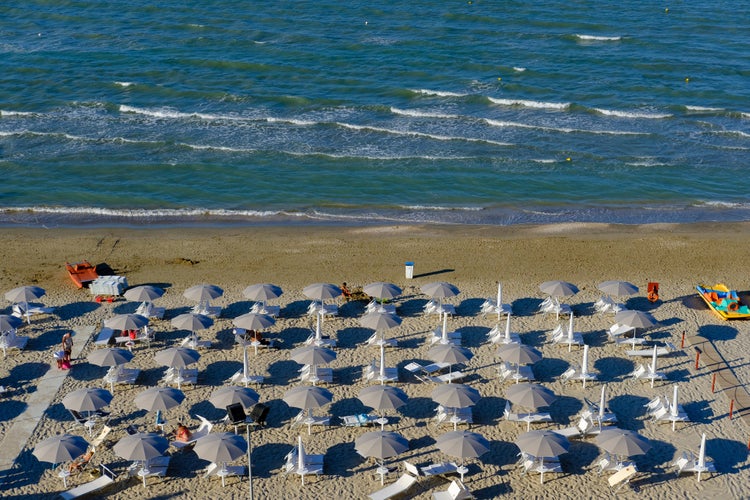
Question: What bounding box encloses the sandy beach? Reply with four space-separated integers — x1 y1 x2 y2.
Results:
1 222 749 499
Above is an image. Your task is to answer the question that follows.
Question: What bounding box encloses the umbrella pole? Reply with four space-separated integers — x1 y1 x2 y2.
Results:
247 424 253 499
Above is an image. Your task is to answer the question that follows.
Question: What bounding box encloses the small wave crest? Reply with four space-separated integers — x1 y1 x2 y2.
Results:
488 97 569 110
336 122 513 146
114 81 135 87
119 105 243 122
575 34 622 41
0 206 285 219
0 110 35 117
412 89 468 98
390 108 459 119
594 108 671 119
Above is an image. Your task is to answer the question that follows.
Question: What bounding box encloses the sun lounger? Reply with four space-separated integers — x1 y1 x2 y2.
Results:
521 457 563 484
12 302 55 322
171 415 213 450
608 465 637 492
250 302 280 317
298 365 333 384
487 323 521 345
368 473 418 500
229 369 264 386
0 331 28 356
128 454 171 479
365 332 397 348
135 301 165 320
626 342 678 357
432 478 474 500
503 401 552 431
366 300 396 315
342 414 379 427
59 464 117 500
419 371 465 384
204 462 246 486
162 367 198 388
596 452 636 475
556 415 600 439
498 361 534 383
429 327 462 346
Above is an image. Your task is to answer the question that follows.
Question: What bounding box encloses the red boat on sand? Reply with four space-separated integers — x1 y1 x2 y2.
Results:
66 261 99 288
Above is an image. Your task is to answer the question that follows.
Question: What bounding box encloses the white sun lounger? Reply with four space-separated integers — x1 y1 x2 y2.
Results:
59 464 117 499
432 478 475 500
368 473 418 500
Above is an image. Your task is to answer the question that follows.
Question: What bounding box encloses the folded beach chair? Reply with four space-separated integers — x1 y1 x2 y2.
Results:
135 301 165 320
365 331 398 348
432 478 475 500
596 452 636 475
499 361 534 383
250 302 280 317
59 464 117 500
204 461 246 485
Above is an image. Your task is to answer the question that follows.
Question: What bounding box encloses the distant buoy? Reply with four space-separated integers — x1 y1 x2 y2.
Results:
365 21 368 25
566 157 572 162
497 77 502 81
685 77 690 83
665 8 669 13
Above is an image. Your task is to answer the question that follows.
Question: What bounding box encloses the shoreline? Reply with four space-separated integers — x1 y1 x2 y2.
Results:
1 222 749 499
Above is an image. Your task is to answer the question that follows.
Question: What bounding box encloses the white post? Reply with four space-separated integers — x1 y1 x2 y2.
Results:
442 312 448 344
581 345 589 389
567 313 574 352
650 346 658 388
504 313 511 343
697 433 707 481
379 343 386 384
599 384 606 424
247 424 253 499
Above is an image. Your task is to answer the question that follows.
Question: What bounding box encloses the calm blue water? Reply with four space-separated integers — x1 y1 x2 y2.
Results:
1 1 749 226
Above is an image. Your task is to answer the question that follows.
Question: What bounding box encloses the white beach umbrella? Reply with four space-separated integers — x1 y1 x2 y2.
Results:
597 280 639 297
87 347 134 367
539 280 579 297
233 312 275 331
114 432 169 488
193 432 247 486
0 314 23 331
134 387 185 413
505 383 556 410
515 430 569 484
363 282 402 308
33 434 89 486
358 385 408 429
184 283 223 302
243 283 283 302
355 430 409 485
595 428 651 459
435 430 489 482
615 309 657 330
104 313 149 332
154 346 200 368
209 386 260 410
5 285 46 324
302 283 342 301
62 387 113 413
124 285 164 303
432 384 481 431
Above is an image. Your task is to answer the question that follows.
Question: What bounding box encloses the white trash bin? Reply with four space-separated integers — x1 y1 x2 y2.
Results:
405 261 414 279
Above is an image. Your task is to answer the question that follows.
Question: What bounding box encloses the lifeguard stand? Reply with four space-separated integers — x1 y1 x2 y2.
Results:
647 282 659 303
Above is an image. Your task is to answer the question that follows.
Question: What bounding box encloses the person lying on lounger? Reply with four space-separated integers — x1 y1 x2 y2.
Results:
69 449 94 474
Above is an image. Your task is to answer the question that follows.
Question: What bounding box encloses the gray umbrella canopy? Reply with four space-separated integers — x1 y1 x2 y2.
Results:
104 313 149 331
134 387 185 412
359 311 402 331
436 430 490 460
355 430 409 460
171 312 213 332
358 385 408 411
505 383 557 409
431 384 481 409
0 314 24 331
154 347 200 368
209 386 260 410
595 428 651 457
194 432 247 464
515 430 570 458
303 283 342 301
114 433 169 462
184 283 223 302
233 312 275 331
428 344 473 366
123 285 164 303
62 387 113 412
290 345 336 366
242 283 283 302
597 281 639 297
421 282 460 299
614 310 657 329
5 285 46 303
539 280 579 297
496 343 543 366
87 347 134 367
363 282 402 300
283 385 333 410
33 434 89 464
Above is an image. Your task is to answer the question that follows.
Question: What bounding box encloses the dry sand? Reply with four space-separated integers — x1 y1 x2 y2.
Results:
0 223 749 499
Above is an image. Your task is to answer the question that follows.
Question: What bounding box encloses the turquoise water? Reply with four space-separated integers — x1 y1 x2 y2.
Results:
1 1 749 226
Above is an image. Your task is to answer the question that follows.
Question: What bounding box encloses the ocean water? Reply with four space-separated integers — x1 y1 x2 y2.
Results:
1 0 749 227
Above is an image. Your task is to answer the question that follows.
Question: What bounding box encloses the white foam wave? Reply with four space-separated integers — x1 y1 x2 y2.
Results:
483 118 642 136
594 108 671 119
119 105 242 122
685 105 723 113
512 67 526 72
335 122 513 146
400 205 483 211
413 89 468 98
177 142 255 152
488 97 569 110
0 110 34 117
114 81 135 87
716 130 750 138
531 159 557 163
0 206 286 218
575 34 622 41
699 201 750 209
264 117 318 126
390 108 459 119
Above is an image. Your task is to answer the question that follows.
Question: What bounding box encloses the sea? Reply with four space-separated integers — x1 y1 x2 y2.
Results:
1 1 749 227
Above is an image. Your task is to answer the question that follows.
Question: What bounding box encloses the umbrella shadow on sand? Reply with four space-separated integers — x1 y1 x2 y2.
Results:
55 301 99 321
278 326 313 346
398 396 435 420
471 440 519 498
266 359 301 386
0 400 26 422
549 395 584 425
281 300 312 319
473 396 506 426
458 325 491 349
593 356 635 383
9 362 49 385
336 326 372 348
202 360 241 385
697 323 738 341
563 440 600 475
329 396 369 419
533 357 569 382
395 298 429 318
609 394 650 430
251 442 299 478
324 441 360 478
456 298 486 317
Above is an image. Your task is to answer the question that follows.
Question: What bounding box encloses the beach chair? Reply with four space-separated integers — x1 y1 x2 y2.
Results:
367 473 418 500
520 457 563 484
171 415 212 450
503 401 552 432
626 342 678 357
298 365 333 384
432 478 475 500
556 415 600 439
487 322 521 345
135 301 165 320
204 462 246 485
93 327 116 347
366 300 396 315
229 369 265 386
128 454 171 485
0 331 28 356
404 361 450 381
365 332 398 348
250 302 280 317
364 360 399 384
608 465 637 492
434 405 473 429
342 413 379 427
59 464 117 500
596 452 635 475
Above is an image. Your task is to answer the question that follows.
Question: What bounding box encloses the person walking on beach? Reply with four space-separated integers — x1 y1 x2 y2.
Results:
61 332 73 363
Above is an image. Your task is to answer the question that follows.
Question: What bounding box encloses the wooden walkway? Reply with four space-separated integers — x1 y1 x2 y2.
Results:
686 333 750 423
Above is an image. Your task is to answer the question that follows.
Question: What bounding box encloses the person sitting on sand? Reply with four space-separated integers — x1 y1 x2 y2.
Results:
175 423 192 442
341 282 352 301
68 449 94 474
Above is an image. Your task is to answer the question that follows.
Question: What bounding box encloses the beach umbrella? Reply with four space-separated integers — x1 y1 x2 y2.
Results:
124 285 164 303
697 433 709 481
194 432 248 487
432 384 481 431
515 430 569 458
233 312 275 331
539 280 579 297
33 434 89 486
184 283 223 302
5 285 46 324
302 283 342 301
359 310 402 331
62 387 113 413
134 387 185 412
596 428 651 461
104 313 149 332
428 344 472 381
154 347 200 368
597 281 638 297
506 383 556 409
355 430 409 485
497 343 542 366
358 385 408 429
0 314 23 331
421 281 460 299
290 345 336 385
114 432 169 487
171 312 213 332
615 310 657 329
283 386 333 410
87 347 134 367
435 430 490 482
243 283 283 302
363 282 402 306
209 386 260 410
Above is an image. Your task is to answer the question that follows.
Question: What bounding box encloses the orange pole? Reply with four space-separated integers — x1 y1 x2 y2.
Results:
681 331 686 349
730 399 735 420
695 350 701 369
712 373 717 393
